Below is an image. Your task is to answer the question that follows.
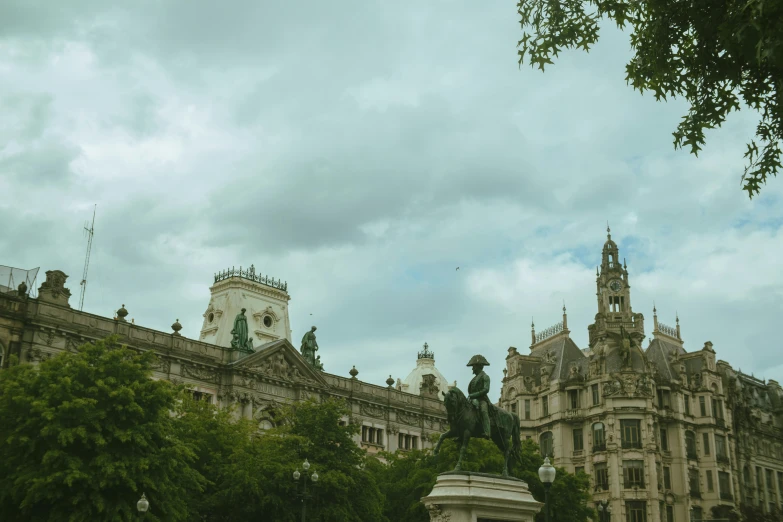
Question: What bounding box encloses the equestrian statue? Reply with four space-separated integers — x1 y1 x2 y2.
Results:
433 354 523 477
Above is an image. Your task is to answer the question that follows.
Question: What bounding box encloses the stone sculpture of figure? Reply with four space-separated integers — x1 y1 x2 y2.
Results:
17 281 27 297
467 354 492 439
619 326 632 368
313 355 324 371
230 308 254 353
300 326 319 369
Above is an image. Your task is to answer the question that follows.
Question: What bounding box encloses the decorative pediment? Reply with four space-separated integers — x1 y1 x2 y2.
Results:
232 339 328 387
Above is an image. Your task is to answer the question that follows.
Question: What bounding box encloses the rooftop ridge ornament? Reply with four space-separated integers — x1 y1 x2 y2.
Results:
657 322 679 339
214 264 288 292
418 342 434 360
535 321 564 344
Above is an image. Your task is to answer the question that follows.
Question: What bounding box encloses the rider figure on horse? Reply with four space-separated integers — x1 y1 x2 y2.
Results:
467 354 491 439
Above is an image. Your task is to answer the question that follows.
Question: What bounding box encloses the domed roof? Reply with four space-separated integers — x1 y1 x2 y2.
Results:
399 343 454 401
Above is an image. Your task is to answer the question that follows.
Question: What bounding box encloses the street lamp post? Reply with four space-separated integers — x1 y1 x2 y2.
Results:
293 459 319 522
597 499 612 521
538 456 557 522
136 493 149 521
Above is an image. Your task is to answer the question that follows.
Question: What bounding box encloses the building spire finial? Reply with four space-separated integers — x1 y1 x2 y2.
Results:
607 221 611 239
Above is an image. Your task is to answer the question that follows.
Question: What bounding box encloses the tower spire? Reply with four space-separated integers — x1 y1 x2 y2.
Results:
531 318 536 345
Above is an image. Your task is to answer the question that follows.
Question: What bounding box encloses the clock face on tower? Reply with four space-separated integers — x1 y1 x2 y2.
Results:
609 279 622 292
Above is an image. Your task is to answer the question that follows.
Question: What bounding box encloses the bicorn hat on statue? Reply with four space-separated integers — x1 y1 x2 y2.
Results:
466 354 490 367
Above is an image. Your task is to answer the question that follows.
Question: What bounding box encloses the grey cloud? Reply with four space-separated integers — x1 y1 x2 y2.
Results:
0 93 53 142
0 140 79 185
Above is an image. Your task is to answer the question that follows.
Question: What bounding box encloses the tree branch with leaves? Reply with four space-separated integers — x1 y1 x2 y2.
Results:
517 0 782 198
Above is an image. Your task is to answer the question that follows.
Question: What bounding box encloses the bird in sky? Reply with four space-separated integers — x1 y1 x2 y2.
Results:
456 267 460 271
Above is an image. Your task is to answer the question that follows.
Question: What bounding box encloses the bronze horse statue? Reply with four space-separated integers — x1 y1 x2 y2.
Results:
434 387 523 476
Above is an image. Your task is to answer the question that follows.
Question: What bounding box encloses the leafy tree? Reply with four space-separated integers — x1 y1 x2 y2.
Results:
712 504 741 522
739 503 783 522
0 336 204 522
267 397 387 522
369 435 594 522
516 0 782 198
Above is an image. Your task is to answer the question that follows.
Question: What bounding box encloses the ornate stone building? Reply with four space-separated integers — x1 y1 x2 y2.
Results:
499 230 783 522
0 266 448 457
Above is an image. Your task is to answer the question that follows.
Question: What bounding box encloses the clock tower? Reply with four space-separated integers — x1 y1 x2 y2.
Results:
587 226 645 348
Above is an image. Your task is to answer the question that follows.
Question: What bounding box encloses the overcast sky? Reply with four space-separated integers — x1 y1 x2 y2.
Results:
2 1 781 400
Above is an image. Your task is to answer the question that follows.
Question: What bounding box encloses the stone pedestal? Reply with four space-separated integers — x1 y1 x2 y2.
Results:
421 471 542 522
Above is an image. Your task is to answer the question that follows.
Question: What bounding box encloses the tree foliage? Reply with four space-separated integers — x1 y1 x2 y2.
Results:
0 336 204 522
368 435 594 522
516 0 783 198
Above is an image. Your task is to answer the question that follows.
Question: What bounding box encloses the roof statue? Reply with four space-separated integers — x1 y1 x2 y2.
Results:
434 355 524 477
300 326 323 371
230 308 254 354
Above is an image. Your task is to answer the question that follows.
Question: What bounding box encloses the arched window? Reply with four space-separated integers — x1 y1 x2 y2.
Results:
592 422 606 451
685 430 697 459
259 419 274 431
539 432 554 457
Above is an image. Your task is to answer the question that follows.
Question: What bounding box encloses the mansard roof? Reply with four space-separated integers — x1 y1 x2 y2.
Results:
646 338 687 381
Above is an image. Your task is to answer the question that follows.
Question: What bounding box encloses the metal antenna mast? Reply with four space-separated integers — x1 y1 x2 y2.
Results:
79 205 96 311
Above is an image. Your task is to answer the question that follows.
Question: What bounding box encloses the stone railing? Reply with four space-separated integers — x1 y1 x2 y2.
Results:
535 322 563 344
658 322 678 339
213 265 288 292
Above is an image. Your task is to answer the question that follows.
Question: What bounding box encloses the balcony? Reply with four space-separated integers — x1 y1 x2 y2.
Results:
594 483 609 492
687 451 699 461
593 443 607 453
565 408 584 422
716 417 726 428
720 492 734 501
717 454 730 464
572 450 584 458
622 441 643 450
690 490 702 499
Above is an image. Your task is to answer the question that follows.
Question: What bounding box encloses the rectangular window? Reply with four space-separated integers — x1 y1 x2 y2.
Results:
692 506 703 521
684 394 691 415
511 402 518 415
716 399 724 419
542 396 549 417
625 500 647 522
623 460 645 488
412 436 418 450
699 396 707 416
657 389 671 409
766 469 775 493
595 462 609 490
666 505 674 522
377 429 384 445
712 398 718 419
592 384 600 405
702 433 710 455
707 470 714 491
664 466 672 490
621 420 642 449
685 431 698 459
715 434 728 462
719 471 732 500
573 429 584 451
660 428 669 451
525 399 531 420
190 390 213 403
593 423 606 451
689 468 701 497
568 389 579 409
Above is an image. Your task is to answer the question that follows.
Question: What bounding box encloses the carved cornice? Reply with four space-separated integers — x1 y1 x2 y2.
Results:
181 364 221 384
360 403 387 419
